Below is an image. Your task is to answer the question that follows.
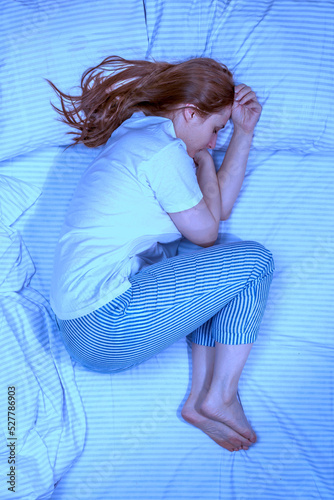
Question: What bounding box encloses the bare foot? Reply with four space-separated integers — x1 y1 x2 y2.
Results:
200 390 257 443
181 398 253 452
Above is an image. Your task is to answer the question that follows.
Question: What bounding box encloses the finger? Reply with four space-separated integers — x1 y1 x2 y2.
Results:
234 100 262 116
234 83 248 92
234 87 253 102
236 90 257 105
241 95 262 112
234 84 251 98
235 90 261 110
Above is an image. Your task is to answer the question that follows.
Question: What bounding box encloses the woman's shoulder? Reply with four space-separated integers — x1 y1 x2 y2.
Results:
106 112 182 159
121 112 175 139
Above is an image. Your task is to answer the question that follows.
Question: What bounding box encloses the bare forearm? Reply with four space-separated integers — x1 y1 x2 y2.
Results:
217 128 253 220
197 162 221 223
196 157 221 245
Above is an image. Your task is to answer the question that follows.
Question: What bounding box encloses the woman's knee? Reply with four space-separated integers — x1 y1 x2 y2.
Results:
206 240 274 271
243 240 275 279
213 240 274 279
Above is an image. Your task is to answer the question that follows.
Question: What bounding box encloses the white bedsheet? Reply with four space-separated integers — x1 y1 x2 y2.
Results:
0 219 86 500
0 0 148 161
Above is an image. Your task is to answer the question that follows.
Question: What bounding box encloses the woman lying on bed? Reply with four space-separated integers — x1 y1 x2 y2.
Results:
47 56 275 453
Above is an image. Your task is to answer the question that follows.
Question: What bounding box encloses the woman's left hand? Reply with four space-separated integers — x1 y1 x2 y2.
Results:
231 84 262 135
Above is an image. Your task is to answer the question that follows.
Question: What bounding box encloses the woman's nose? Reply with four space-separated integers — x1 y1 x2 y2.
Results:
207 135 217 150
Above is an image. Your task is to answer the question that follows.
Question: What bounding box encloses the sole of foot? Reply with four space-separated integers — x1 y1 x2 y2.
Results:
181 403 253 452
200 392 257 444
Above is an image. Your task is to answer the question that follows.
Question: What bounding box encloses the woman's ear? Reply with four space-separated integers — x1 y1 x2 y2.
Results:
183 105 198 123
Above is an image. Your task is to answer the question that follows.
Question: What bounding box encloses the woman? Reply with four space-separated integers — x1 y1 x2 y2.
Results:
47 56 275 453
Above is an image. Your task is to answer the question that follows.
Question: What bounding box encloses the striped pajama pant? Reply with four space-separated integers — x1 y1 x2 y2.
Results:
56 239 275 374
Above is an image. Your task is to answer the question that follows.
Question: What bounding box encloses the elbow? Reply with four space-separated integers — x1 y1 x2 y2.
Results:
198 240 216 248
220 210 231 221
197 227 219 248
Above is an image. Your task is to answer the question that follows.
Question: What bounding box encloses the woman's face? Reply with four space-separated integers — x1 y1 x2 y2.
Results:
173 106 232 158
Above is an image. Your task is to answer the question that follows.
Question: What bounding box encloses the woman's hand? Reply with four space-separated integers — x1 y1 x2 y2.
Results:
231 84 262 135
193 149 215 169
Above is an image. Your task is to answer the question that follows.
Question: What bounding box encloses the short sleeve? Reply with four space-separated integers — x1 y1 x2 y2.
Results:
146 141 203 213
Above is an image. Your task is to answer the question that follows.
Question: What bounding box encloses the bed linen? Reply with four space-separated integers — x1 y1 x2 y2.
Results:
0 0 333 499
0 175 86 499
144 0 334 153
0 0 148 162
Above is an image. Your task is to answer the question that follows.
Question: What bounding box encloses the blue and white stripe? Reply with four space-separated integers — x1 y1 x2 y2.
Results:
57 240 275 373
0 0 148 162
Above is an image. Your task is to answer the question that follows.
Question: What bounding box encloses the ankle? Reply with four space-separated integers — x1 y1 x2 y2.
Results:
206 384 239 406
187 385 210 407
221 391 239 406
222 379 239 402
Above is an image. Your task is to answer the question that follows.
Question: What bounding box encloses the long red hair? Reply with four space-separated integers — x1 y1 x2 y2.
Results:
46 56 235 149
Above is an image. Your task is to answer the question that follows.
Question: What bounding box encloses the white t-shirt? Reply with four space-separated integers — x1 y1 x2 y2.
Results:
50 112 204 320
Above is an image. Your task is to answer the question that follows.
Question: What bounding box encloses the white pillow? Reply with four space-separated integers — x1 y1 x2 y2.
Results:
144 0 225 61
209 0 334 152
0 0 148 161
0 174 42 226
144 0 334 153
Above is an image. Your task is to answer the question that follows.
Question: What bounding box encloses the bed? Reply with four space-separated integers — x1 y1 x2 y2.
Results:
0 1 333 499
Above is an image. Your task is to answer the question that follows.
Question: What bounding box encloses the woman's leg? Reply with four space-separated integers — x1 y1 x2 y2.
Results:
57 240 274 450
58 241 274 372
58 240 274 374
181 343 253 452
201 342 256 443
179 240 272 449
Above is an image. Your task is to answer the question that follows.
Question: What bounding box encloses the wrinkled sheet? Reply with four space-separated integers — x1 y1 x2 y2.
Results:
0 222 86 499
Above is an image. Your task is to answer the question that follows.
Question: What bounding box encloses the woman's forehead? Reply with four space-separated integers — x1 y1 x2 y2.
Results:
218 106 232 119
210 107 232 125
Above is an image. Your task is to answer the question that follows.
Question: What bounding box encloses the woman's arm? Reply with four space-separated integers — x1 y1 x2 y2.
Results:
167 150 221 248
194 149 221 234
217 84 262 220
217 129 253 220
